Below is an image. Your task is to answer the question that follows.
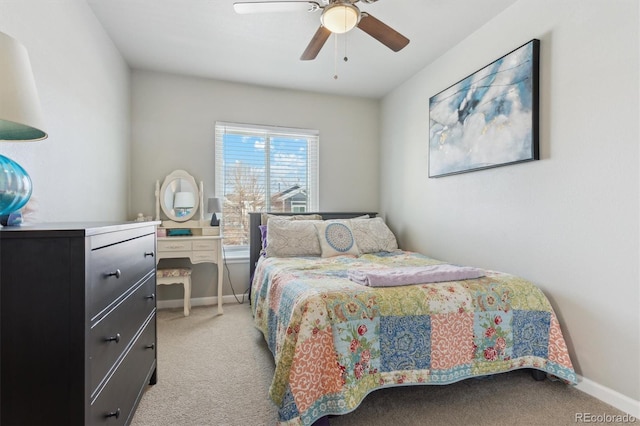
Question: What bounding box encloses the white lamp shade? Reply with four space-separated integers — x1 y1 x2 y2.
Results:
174 192 195 209
321 4 360 34
0 32 47 141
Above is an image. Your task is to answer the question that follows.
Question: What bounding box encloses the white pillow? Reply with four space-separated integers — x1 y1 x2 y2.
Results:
350 217 399 253
314 221 360 258
265 219 321 257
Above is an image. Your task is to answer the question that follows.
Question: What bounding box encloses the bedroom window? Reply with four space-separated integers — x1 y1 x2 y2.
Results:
214 122 319 248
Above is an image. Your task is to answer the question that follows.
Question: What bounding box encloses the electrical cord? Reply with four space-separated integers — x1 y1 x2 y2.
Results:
221 244 250 305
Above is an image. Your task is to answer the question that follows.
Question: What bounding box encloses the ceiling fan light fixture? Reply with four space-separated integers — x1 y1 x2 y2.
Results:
321 3 360 34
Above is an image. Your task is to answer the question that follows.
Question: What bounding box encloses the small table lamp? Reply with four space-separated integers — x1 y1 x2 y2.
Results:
208 197 222 226
0 32 47 226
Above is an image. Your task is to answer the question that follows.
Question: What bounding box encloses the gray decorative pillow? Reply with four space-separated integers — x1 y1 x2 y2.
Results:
260 213 323 225
350 217 399 253
265 219 321 257
314 221 360 257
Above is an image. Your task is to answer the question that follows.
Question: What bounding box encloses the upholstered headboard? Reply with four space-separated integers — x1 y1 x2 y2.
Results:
248 211 377 290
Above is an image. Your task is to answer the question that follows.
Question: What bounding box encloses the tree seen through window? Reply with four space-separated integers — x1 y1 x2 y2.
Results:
214 123 319 246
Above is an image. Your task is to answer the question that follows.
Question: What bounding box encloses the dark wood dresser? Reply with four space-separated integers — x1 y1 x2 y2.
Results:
0 221 158 425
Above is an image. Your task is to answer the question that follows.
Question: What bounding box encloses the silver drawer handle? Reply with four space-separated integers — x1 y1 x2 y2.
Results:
105 408 121 419
144 251 155 258
105 333 121 344
106 269 121 279
144 293 155 300
145 343 155 350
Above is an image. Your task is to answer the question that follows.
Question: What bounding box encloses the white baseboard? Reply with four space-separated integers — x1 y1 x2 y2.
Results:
575 374 640 419
157 295 248 311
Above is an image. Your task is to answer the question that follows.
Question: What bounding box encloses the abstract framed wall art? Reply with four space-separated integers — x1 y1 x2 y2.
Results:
429 39 540 178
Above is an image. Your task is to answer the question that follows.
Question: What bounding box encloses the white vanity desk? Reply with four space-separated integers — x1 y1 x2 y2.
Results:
156 232 224 315
155 170 224 315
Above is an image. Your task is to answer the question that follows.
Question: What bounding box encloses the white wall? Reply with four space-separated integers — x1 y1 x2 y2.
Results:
0 0 130 222
380 0 639 413
130 70 380 300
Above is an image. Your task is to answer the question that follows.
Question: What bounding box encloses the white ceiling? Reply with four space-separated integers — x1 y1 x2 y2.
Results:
87 0 518 99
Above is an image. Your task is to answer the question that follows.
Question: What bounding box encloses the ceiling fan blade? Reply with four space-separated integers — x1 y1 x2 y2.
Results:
233 1 320 14
357 13 410 52
300 26 332 60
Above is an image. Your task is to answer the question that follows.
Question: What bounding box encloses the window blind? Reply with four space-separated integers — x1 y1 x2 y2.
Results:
215 122 319 246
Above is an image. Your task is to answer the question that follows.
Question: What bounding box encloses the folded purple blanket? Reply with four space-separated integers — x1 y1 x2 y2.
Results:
347 264 485 287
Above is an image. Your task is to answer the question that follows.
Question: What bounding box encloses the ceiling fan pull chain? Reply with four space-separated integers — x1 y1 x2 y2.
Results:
333 34 338 80
344 30 349 62
343 5 349 62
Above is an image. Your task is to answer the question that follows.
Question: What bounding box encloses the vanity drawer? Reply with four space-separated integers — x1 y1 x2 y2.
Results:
158 239 192 252
192 252 216 263
89 274 156 395
89 233 156 319
193 239 217 252
89 314 156 425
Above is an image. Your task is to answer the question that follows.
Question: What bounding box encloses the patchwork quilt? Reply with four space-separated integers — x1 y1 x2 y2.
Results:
251 251 577 425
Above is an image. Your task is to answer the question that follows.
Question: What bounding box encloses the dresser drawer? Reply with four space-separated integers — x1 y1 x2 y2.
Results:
89 273 156 395
89 233 156 320
89 314 156 425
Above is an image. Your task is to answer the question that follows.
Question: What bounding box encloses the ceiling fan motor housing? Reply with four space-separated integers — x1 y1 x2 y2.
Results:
321 3 361 33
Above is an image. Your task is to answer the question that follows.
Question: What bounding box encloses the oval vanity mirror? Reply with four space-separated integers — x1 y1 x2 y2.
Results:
159 170 200 222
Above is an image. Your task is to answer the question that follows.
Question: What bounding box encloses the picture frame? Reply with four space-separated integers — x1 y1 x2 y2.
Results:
429 39 540 178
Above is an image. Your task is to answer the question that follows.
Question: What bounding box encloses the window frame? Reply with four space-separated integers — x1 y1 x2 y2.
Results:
214 121 319 251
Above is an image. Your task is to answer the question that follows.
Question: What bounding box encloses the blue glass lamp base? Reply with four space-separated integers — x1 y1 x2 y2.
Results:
0 154 33 218
0 211 23 226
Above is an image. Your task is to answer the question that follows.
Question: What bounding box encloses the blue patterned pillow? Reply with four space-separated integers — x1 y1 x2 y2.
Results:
314 221 360 258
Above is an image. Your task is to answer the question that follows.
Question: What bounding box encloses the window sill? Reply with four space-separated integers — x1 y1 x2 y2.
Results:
222 247 249 264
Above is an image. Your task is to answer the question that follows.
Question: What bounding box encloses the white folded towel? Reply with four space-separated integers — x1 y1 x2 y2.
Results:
348 264 485 287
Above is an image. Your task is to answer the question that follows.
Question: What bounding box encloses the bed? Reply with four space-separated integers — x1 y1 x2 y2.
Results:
249 212 577 426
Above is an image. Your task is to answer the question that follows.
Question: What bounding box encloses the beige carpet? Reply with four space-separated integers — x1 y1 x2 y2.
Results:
131 303 628 426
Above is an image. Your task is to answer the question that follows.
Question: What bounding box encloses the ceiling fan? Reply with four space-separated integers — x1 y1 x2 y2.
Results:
233 0 410 60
